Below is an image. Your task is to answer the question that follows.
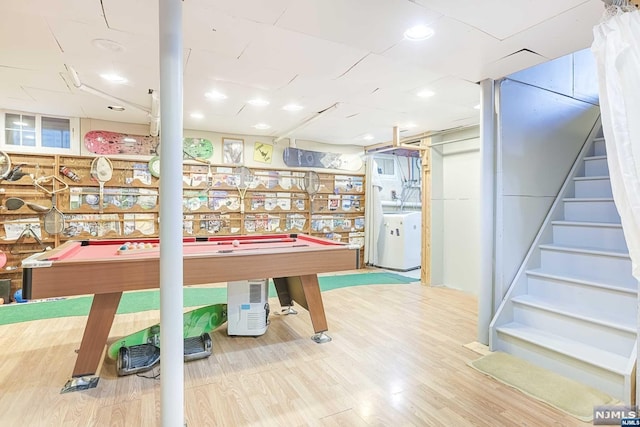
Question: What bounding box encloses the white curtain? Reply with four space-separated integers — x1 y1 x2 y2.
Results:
592 3 640 405
364 156 384 266
592 5 640 281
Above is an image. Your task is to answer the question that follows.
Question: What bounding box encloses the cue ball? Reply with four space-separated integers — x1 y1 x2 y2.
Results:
232 239 240 247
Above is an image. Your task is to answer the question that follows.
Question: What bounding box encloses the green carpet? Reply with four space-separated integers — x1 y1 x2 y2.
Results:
0 272 415 326
469 351 619 421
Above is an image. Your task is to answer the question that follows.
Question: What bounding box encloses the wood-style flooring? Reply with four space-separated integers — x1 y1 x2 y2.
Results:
0 275 589 426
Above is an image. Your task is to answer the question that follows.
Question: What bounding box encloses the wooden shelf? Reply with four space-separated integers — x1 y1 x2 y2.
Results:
0 152 367 299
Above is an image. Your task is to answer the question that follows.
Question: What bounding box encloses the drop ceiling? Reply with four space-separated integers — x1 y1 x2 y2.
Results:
0 0 608 146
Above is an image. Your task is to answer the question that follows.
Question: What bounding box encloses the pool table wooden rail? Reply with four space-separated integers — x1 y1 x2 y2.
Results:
23 243 358 299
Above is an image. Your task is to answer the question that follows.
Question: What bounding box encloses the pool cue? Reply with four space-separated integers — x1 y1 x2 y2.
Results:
216 244 309 253
117 238 298 255
210 237 296 245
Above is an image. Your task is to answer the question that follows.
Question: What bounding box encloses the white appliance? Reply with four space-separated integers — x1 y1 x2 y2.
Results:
377 211 421 271
227 279 270 336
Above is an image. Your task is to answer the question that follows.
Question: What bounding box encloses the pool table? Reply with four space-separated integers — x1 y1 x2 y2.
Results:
22 233 359 380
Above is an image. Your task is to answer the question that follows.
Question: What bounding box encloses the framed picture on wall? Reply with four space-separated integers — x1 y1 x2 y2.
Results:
222 137 244 165
253 142 273 164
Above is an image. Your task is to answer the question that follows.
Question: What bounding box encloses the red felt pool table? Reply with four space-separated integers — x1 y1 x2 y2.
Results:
22 233 359 379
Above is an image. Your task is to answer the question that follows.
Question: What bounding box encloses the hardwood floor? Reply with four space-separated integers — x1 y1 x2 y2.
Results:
0 278 589 426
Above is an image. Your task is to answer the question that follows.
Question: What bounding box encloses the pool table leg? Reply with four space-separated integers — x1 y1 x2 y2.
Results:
273 275 330 342
72 292 122 377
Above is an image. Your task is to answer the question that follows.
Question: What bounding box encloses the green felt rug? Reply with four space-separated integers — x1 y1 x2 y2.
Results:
0 272 415 326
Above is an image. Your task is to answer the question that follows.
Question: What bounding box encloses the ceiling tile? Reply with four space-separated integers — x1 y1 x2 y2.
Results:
501 1 605 60
482 50 548 80
238 26 368 80
412 0 588 40
381 16 510 81
0 12 60 52
102 0 159 36
4 0 104 24
48 18 159 70
186 50 296 91
276 0 442 53
183 7 259 58
0 0 605 146
337 54 444 93
188 0 294 25
273 75 379 117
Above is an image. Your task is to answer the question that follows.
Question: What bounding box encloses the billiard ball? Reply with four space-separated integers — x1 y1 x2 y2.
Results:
232 239 240 247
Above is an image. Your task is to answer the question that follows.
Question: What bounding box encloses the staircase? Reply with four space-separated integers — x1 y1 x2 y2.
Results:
490 129 637 403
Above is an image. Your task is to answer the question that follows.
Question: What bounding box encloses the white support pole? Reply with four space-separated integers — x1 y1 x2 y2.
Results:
159 1 184 425
477 79 496 345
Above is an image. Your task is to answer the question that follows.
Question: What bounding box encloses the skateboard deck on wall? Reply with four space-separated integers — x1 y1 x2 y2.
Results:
107 303 227 360
84 131 160 156
183 137 214 160
85 131 214 160
283 147 363 172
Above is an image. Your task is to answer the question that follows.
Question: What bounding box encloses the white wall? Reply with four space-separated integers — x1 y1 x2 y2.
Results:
430 127 481 295
495 70 601 301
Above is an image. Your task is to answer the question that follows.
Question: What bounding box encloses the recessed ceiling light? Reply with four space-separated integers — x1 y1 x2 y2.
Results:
282 103 303 112
108 105 125 111
252 123 271 130
404 25 434 41
474 104 481 110
190 112 204 119
205 90 227 100
100 73 128 84
404 122 418 129
363 134 374 141
248 98 269 107
417 90 435 98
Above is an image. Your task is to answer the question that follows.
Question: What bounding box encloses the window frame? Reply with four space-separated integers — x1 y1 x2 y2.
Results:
374 155 398 179
1 110 80 155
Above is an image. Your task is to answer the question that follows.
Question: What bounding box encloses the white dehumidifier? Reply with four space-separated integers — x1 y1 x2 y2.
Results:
227 279 270 336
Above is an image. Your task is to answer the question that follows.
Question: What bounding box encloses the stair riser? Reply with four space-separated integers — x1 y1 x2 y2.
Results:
491 136 634 405
512 304 634 356
585 157 609 176
574 179 613 198
540 249 635 288
494 334 626 402
563 200 620 223
552 224 628 252
527 276 636 318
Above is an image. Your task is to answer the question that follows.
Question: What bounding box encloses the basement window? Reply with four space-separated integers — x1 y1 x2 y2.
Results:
375 157 396 177
5 113 37 147
41 116 72 148
2 111 78 153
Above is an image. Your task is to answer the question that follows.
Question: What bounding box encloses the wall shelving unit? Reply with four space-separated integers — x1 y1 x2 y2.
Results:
0 152 366 300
